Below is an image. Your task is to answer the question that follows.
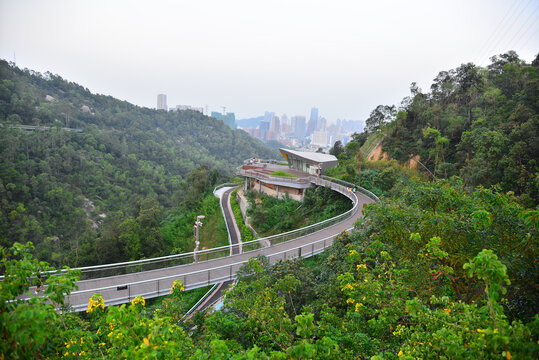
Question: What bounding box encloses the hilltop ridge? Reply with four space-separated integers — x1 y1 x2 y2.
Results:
0 60 279 266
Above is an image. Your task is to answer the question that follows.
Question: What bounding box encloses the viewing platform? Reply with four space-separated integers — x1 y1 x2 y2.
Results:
237 149 339 201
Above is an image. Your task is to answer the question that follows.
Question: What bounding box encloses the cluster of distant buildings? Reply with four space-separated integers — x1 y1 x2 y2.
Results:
156 94 204 114
241 108 362 150
157 94 361 149
156 94 237 130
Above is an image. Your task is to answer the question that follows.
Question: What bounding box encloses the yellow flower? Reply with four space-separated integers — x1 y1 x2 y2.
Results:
444 308 451 315
87 294 105 313
505 351 511 360
131 296 146 307
398 349 403 357
355 303 363 312
143 338 150 346
170 280 185 294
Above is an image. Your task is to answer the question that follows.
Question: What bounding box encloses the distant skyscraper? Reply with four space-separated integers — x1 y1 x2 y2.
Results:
211 111 236 129
281 114 289 126
270 115 280 134
309 107 318 122
312 131 328 147
309 108 318 121
318 116 327 132
264 111 275 122
306 118 316 136
259 120 270 141
157 94 167 110
292 115 306 139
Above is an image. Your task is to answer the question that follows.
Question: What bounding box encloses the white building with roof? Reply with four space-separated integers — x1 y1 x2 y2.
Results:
279 148 338 175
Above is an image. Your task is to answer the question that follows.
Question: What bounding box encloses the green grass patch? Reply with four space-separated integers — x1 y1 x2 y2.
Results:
230 189 256 241
145 285 213 310
199 199 228 250
359 131 385 157
270 170 296 178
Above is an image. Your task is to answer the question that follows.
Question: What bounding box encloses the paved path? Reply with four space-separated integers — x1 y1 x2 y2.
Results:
194 188 240 312
66 179 375 312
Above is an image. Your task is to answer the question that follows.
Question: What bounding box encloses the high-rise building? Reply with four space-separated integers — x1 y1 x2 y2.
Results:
292 116 306 139
306 118 316 136
309 107 319 123
264 111 275 122
259 120 270 141
211 111 236 129
317 116 327 132
280 114 291 134
281 114 289 127
157 94 167 110
308 107 320 135
270 115 280 134
312 131 329 147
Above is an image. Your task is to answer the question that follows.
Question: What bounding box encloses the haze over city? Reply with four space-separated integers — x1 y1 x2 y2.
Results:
1 0 537 123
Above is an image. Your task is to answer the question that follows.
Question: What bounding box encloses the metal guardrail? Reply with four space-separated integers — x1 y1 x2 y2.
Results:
2 177 377 284
67 230 348 312
5 176 375 285
237 168 311 184
213 182 239 193
14 175 377 311
321 175 380 202
214 184 238 256
182 283 218 320
62 176 364 280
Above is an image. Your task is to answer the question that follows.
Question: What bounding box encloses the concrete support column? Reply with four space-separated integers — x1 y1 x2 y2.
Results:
301 188 305 201
259 180 262 192
276 185 279 199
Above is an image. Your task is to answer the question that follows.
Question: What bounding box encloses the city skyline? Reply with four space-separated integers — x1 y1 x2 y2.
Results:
1 1 537 123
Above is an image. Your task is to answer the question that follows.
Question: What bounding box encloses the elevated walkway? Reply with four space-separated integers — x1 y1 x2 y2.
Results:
62 176 377 312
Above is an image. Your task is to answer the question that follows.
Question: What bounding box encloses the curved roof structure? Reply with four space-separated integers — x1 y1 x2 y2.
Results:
279 148 337 164
279 148 338 173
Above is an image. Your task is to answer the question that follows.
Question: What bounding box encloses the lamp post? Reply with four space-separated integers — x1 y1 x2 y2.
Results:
193 215 205 262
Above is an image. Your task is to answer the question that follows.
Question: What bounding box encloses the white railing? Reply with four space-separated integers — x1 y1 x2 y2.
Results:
65 176 363 280
237 168 311 185
67 231 347 312
0 176 378 284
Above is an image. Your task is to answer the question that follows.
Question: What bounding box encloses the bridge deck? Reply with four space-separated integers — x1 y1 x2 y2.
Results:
65 177 375 312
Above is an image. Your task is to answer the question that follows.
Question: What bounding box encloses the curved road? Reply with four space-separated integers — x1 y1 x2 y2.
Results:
190 188 240 313
65 178 375 312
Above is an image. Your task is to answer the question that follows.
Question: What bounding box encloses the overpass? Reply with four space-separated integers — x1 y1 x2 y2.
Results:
64 176 378 312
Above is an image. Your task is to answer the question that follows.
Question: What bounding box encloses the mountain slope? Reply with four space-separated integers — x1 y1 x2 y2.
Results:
379 52 538 205
0 60 278 265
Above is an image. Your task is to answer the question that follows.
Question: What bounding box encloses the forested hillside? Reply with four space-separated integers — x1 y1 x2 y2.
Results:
365 51 537 206
1 53 538 359
0 60 278 266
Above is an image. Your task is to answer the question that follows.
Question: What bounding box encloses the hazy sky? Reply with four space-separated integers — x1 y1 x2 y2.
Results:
1 0 537 123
